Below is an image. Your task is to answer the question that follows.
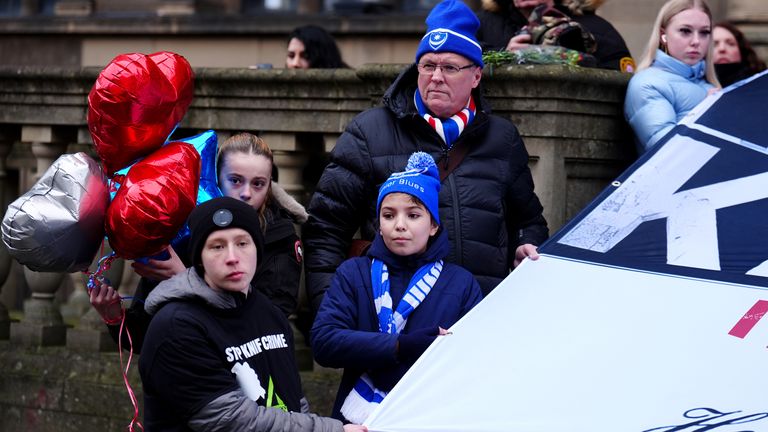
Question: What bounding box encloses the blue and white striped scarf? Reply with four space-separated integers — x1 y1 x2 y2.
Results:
414 89 476 150
340 258 443 423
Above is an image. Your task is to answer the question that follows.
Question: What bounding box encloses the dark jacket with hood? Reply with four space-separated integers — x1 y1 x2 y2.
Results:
138 268 343 432
311 230 483 420
107 185 306 353
303 63 548 312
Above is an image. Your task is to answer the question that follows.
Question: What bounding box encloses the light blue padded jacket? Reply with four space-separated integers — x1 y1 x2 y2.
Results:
624 49 714 153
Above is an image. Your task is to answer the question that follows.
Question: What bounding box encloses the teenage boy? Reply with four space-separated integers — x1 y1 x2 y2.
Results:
136 197 366 432
311 152 483 424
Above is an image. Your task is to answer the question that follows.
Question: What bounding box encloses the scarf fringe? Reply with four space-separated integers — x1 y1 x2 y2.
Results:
340 373 386 424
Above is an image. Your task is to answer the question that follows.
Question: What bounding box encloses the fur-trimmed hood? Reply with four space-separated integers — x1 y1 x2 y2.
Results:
271 181 308 223
481 0 606 15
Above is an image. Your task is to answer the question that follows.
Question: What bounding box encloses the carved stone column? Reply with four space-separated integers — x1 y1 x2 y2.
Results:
0 135 15 339
0 245 11 340
265 132 310 200
10 126 68 346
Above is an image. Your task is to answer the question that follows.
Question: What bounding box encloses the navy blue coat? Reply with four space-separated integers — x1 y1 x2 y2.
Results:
311 230 483 420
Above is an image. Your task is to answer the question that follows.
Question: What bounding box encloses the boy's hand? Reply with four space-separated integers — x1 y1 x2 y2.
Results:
89 282 123 325
514 243 539 268
131 247 185 281
397 326 440 362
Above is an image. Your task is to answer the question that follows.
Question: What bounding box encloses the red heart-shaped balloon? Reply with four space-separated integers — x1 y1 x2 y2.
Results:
105 141 200 259
88 52 194 176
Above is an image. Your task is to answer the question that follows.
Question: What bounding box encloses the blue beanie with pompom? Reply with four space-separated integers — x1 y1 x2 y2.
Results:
377 152 441 225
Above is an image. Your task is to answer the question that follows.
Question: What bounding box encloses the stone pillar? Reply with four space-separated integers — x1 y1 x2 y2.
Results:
10 126 68 346
263 132 309 200
0 134 15 339
0 245 11 340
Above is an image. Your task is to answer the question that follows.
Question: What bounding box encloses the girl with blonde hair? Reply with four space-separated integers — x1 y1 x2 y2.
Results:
625 0 720 153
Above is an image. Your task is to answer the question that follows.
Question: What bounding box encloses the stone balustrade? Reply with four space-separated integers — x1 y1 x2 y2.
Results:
0 63 635 429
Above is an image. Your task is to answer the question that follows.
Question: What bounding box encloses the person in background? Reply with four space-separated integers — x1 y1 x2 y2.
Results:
477 0 634 71
303 0 548 317
137 197 366 432
476 0 528 51
624 0 720 154
90 132 307 352
558 0 635 71
286 25 349 69
311 152 483 423
712 21 767 87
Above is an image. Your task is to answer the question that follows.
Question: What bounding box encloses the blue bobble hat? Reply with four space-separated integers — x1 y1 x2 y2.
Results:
377 152 441 225
415 0 484 68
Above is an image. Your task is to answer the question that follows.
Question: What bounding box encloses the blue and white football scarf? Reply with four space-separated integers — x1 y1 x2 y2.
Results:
340 258 443 424
414 89 476 150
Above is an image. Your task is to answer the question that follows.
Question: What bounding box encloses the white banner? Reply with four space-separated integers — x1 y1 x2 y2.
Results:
365 256 768 432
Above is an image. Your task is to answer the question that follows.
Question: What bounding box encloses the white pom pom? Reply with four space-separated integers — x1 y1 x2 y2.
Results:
405 152 436 171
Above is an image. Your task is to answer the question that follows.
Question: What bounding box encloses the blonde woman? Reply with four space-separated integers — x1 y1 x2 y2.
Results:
624 0 720 153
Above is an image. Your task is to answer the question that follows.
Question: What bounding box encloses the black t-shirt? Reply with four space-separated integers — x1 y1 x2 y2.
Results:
139 290 303 432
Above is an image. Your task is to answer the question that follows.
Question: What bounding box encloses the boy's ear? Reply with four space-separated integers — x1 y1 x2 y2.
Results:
429 220 439 237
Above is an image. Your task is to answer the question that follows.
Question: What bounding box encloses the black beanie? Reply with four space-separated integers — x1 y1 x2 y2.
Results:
187 196 265 276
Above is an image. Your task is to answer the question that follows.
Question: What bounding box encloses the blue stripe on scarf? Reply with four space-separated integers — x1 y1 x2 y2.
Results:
352 377 386 404
371 259 442 334
340 258 444 423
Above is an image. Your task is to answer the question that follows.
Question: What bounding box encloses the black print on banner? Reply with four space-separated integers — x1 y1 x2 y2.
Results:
643 407 768 432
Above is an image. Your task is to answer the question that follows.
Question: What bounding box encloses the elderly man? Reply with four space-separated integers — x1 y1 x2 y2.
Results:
303 0 548 314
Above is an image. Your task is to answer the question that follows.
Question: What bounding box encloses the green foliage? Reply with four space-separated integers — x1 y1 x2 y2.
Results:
483 46 595 67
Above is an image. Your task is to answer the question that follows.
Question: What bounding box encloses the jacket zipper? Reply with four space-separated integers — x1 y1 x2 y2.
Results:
447 172 462 266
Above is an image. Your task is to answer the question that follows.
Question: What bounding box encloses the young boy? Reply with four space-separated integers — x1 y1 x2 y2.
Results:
311 152 483 424
137 196 366 432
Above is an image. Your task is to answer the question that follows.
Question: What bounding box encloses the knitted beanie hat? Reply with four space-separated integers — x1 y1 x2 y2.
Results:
415 0 484 68
187 196 265 276
377 152 441 225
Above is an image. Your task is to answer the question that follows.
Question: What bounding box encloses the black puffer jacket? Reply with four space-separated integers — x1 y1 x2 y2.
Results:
303 64 548 311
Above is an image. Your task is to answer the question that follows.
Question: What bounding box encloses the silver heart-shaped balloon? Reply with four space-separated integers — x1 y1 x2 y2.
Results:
2 152 109 272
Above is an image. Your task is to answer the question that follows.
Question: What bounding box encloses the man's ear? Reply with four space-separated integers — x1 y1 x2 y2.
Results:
471 67 483 89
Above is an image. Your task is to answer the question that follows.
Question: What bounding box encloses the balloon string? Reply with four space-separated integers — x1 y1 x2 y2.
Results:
84 248 143 431
119 313 144 432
